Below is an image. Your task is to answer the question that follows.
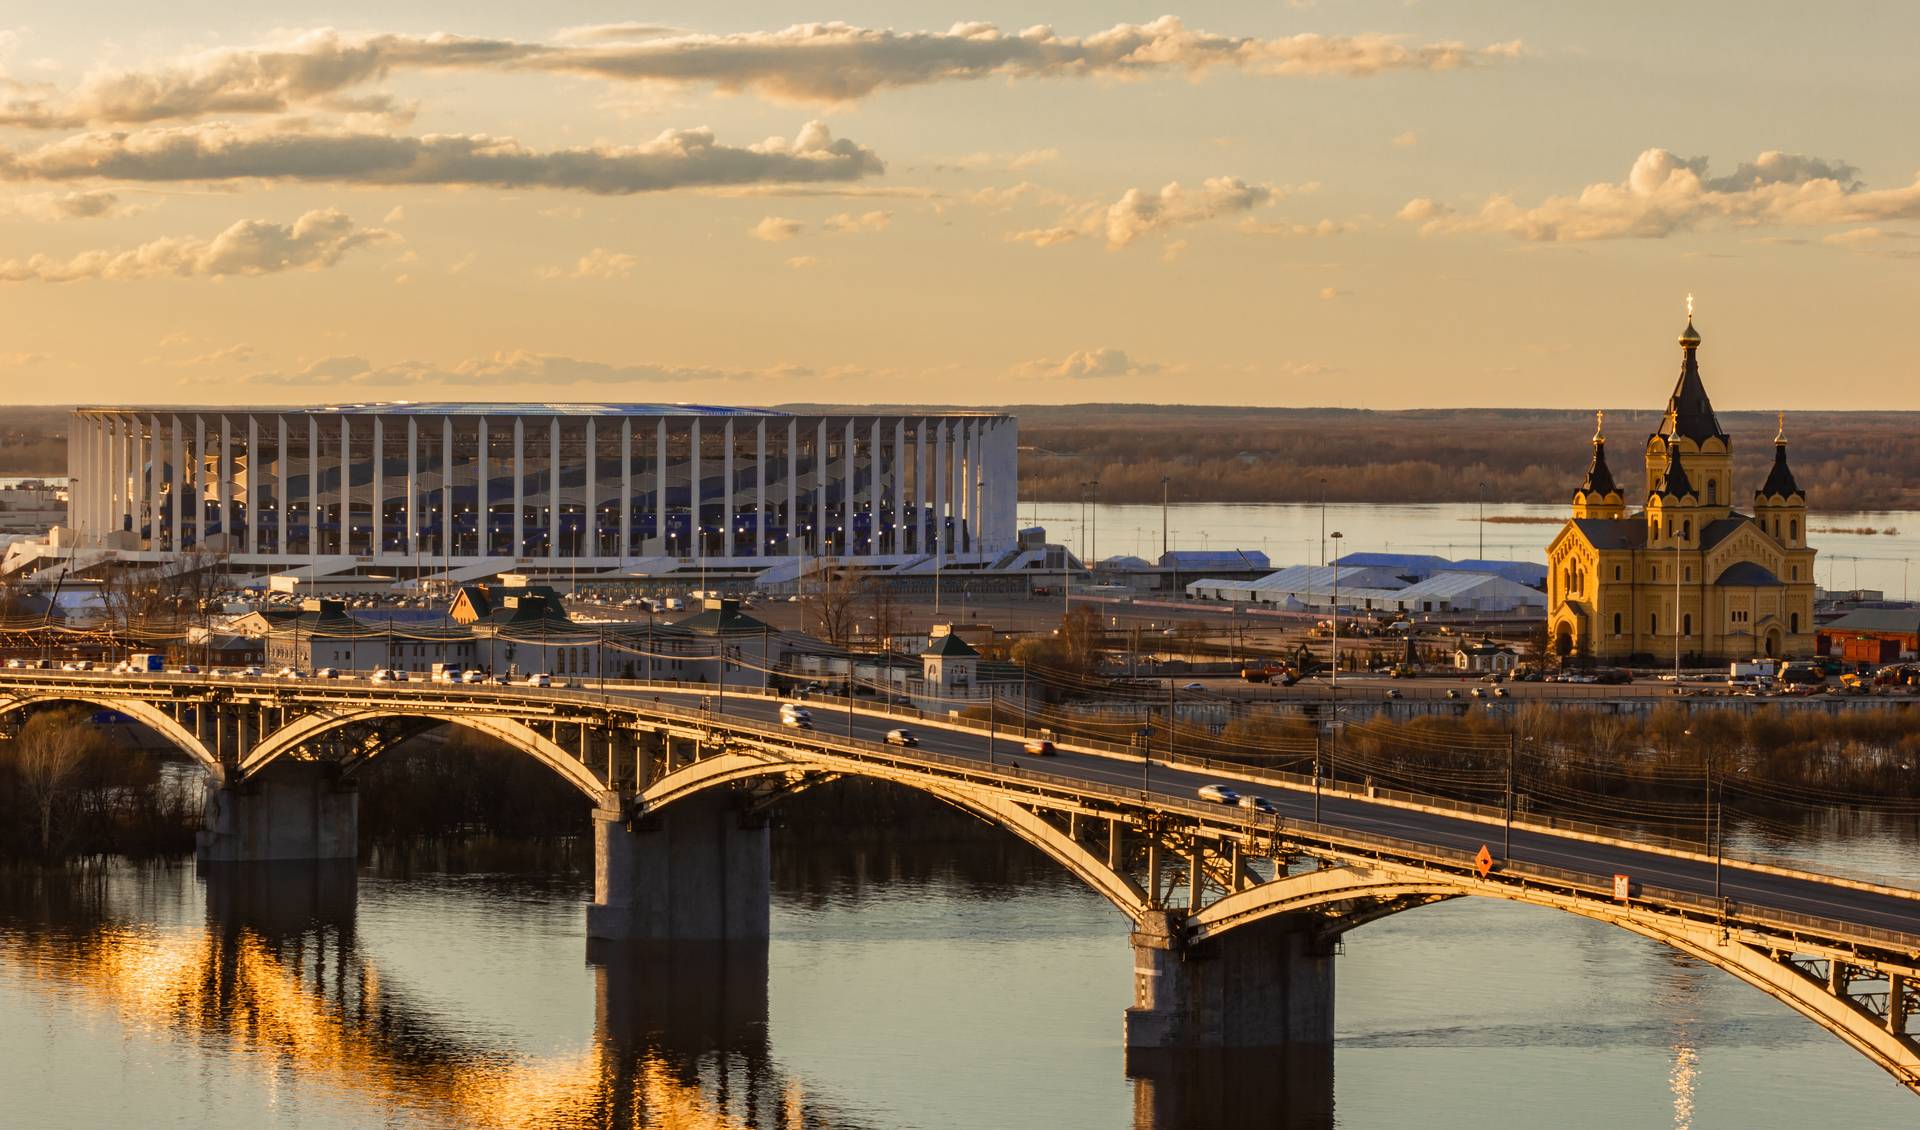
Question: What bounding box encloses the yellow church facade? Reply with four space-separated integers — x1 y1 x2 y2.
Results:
1546 314 1816 663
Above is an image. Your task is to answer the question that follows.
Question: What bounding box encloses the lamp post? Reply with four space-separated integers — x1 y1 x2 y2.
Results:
1477 481 1486 561
1674 537 1683 679
1330 531 1344 689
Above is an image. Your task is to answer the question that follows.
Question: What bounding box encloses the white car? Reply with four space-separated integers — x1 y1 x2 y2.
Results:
315 667 340 678
239 666 265 679
1237 794 1277 815
1197 784 1240 805
1181 682 1205 692
461 669 488 683
371 668 407 683
276 667 305 679
523 673 553 687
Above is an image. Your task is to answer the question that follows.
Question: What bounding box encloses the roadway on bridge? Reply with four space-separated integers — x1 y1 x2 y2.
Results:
627 686 1920 938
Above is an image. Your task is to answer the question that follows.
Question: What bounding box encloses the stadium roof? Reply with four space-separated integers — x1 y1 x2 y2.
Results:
1160 550 1271 571
79 404 1013 418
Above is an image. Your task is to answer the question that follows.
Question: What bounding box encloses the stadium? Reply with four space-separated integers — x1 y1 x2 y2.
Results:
16 404 1019 588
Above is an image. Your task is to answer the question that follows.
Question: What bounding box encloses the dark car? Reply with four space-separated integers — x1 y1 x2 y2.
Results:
1023 738 1056 756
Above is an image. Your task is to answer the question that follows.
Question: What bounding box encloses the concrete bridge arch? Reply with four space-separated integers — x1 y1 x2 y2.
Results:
0 690 222 783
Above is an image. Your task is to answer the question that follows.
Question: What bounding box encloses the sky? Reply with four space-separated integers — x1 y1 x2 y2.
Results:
0 2 1912 410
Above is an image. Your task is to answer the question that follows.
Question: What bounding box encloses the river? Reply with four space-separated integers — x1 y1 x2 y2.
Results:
2 821 1916 1129
1035 502 1920 599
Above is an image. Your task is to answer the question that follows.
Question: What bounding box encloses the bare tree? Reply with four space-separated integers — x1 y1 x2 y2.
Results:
12 707 99 855
864 579 906 652
805 569 861 648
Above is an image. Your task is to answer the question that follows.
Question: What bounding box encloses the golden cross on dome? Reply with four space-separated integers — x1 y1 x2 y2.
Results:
1776 410 1786 443
1593 409 1605 442
1686 293 1694 319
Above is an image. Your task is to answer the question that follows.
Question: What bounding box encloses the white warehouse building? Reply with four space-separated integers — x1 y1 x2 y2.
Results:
15 404 1018 585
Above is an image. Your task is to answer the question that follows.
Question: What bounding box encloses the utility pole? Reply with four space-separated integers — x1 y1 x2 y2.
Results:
1090 477 1100 567
1478 481 1486 561
988 686 995 768
1330 530 1344 689
1504 731 1515 860
1312 730 1322 823
1674 538 1683 679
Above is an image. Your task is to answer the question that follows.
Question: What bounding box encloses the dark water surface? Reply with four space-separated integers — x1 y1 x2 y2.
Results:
1 833 1915 1129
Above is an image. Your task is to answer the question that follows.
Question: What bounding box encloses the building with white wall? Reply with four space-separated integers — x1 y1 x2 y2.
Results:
16 404 1018 584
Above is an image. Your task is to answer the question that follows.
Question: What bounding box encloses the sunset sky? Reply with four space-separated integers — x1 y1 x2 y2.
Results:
0 2 1912 409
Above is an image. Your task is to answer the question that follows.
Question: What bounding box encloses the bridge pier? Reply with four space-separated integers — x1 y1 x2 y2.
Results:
196 761 358 864
586 791 771 941
1124 911 1334 1057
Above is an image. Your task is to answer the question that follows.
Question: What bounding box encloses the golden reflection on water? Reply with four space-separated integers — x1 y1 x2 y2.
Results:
1 900 784 1130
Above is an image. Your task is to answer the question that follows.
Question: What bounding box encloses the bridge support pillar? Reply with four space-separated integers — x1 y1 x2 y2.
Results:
196 762 358 864
1124 911 1334 1057
586 791 770 942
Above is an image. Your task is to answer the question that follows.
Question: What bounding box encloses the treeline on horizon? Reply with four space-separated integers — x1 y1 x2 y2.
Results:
1001 405 1920 512
5 404 1917 511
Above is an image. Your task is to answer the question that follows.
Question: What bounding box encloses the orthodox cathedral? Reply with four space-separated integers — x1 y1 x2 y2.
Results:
1546 311 1816 662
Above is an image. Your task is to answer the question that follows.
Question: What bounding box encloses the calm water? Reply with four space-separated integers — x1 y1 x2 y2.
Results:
2 827 1916 1129
1040 502 1920 599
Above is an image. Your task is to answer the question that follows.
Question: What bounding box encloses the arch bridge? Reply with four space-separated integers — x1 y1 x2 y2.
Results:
2 669 1916 1095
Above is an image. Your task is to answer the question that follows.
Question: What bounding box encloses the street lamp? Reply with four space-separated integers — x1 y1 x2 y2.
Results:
1329 531 1344 689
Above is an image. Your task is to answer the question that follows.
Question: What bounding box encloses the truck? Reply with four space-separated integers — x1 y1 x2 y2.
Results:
1728 659 1773 683
430 662 465 684
129 652 165 673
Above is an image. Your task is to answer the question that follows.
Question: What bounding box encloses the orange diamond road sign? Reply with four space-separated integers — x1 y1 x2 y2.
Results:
1613 873 1632 901
1475 845 1494 878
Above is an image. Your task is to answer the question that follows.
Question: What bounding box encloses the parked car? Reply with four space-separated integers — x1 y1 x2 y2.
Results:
1237 794 1276 815
1197 783 1240 804
885 728 918 747
1023 738 1056 756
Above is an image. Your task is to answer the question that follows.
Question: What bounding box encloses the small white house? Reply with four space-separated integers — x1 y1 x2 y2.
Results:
1454 641 1519 674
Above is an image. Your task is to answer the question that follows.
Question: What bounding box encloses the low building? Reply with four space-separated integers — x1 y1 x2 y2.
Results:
1454 641 1518 674
1816 608 1920 664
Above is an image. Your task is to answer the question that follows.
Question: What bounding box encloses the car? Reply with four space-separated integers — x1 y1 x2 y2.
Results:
779 704 814 724
781 714 814 729
1023 738 1057 756
275 667 305 679
1237 794 1276 815
488 673 512 685
1383 688 1402 699
1445 688 1462 699
1181 682 1205 691
239 666 265 678
1197 783 1240 804
885 728 918 747
461 669 487 683
371 668 407 683
1493 687 1510 698
523 673 553 687
4 658 21 669
314 667 340 678
179 663 200 674
1470 687 1488 698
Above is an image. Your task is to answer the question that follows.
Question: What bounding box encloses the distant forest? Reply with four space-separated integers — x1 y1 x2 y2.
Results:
5 404 1915 512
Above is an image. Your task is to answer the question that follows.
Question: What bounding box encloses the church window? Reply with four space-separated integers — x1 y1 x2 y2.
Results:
1612 612 1623 635
1613 565 1621 581
1772 518 1780 538
1683 566 1691 582
1790 566 1799 581
1791 612 1801 633
1682 519 1691 541
1682 613 1692 636
1707 480 1717 504
1650 612 1659 635
1789 518 1798 541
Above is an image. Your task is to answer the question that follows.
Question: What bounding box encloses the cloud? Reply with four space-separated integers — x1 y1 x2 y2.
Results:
0 351 49 367
235 350 814 388
540 247 639 278
752 215 804 241
174 343 260 366
1011 176 1282 249
1391 130 1418 148
1016 347 1159 379
968 181 1071 211
822 209 890 233
0 207 392 282
0 119 884 195
0 21 1525 126
1823 227 1920 259
1318 286 1349 300
1402 148 1920 241
0 188 126 219
785 255 820 269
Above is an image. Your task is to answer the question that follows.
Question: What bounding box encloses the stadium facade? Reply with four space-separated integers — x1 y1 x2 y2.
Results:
32 404 1018 584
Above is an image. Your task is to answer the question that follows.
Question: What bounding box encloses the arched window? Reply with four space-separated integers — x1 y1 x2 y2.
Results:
1789 518 1798 541
1791 612 1801 633
1682 613 1692 636
1772 518 1780 538
1612 612 1623 636
1650 612 1659 635
1707 480 1717 504
1613 565 1622 581
1682 519 1691 541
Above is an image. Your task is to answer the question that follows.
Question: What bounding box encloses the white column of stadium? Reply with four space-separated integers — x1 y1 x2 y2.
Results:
405 417 418 558
150 415 165 550
585 417 597 558
512 417 525 558
785 419 798 558
654 419 667 556
440 415 453 562
340 416 354 556
619 418 633 561
371 416 384 557
933 419 946 564
814 420 827 558
306 417 319 557
477 416 490 559
892 418 906 556
168 416 182 552
276 417 288 555
547 417 560 561
690 417 702 561
755 418 767 558
868 417 881 557
244 415 256 553
723 418 735 558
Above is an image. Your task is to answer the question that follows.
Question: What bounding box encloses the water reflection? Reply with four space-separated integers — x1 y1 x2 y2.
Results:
1128 1048 1334 1130
0 864 868 1130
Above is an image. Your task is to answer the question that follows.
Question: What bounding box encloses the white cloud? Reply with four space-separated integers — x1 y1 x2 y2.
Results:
752 215 805 241
823 209 890 233
1391 130 1418 148
540 247 638 278
1318 286 1348 300
0 207 392 283
785 255 820 269
1823 227 1920 258
1015 347 1159 379
1402 148 1920 241
0 188 126 219
0 119 884 195
0 21 1525 126
1011 176 1283 249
